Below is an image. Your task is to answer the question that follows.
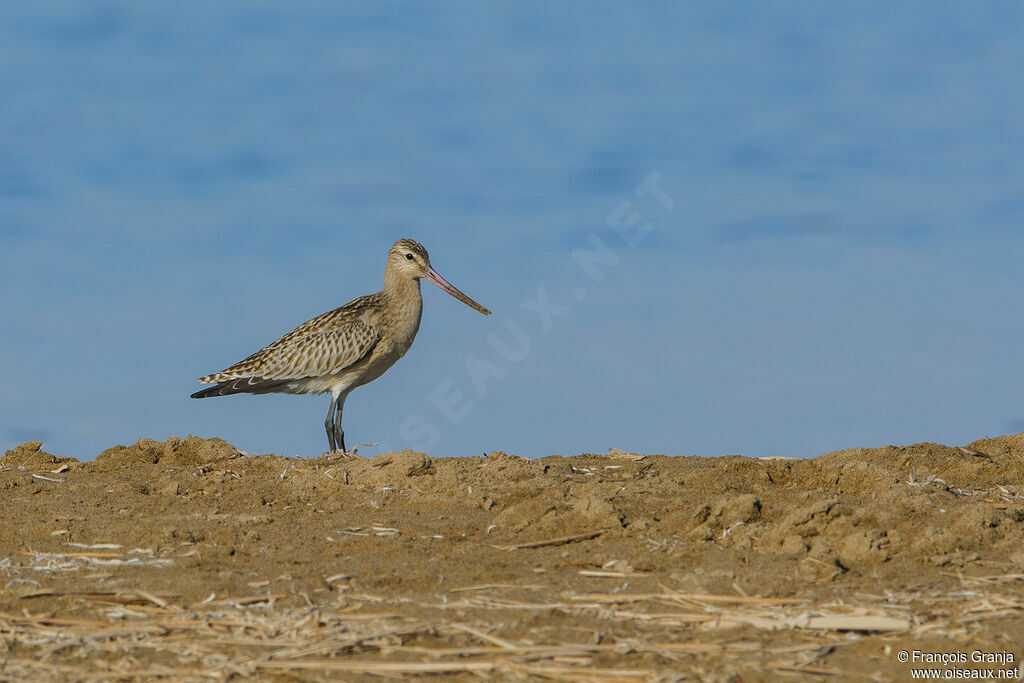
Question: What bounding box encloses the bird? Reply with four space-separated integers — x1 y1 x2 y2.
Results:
191 238 491 453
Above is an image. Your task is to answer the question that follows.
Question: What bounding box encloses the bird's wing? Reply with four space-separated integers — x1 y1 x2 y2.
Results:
199 315 381 383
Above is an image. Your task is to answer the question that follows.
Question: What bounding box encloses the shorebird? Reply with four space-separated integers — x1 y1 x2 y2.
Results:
192 239 490 453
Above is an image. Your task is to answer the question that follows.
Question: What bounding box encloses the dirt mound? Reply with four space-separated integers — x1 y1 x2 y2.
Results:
2 440 72 469
94 435 242 467
2 435 1023 680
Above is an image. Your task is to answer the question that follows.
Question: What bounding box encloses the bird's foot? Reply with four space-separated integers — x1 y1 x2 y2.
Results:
322 448 359 460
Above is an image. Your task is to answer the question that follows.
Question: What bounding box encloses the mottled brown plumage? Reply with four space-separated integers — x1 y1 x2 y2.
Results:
192 239 490 453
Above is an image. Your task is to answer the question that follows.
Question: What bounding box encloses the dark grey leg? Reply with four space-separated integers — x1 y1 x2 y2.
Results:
325 393 339 452
334 395 346 452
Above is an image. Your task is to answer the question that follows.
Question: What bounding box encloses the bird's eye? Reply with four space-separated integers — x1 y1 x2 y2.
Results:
405 253 414 260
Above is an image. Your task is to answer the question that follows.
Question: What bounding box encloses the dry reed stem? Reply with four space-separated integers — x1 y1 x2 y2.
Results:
1 572 1019 680
494 530 607 551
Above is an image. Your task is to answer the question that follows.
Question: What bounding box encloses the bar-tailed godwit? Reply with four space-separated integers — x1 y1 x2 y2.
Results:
192 239 490 453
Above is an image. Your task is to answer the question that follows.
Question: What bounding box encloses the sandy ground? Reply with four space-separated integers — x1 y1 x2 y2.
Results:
2 434 1024 681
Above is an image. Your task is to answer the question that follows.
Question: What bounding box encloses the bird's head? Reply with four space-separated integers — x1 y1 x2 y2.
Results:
388 238 432 278
387 239 491 315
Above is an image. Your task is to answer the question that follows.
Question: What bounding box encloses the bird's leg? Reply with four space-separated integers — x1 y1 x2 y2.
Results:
334 395 346 453
325 393 339 453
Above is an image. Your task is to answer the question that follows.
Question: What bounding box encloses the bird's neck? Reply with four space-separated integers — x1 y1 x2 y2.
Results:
381 275 423 338
382 269 421 299
381 273 423 323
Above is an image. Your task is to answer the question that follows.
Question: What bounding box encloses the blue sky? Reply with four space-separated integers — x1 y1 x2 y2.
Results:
2 3 1023 460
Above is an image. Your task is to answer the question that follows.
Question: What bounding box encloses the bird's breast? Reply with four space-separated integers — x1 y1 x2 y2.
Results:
346 300 421 390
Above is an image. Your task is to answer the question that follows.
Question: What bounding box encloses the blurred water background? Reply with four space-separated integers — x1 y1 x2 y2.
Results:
2 2 1023 460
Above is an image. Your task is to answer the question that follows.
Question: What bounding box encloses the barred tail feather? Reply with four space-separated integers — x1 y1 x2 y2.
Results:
191 376 293 398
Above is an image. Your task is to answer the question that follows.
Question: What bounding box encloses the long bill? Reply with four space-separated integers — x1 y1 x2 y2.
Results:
423 267 491 315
